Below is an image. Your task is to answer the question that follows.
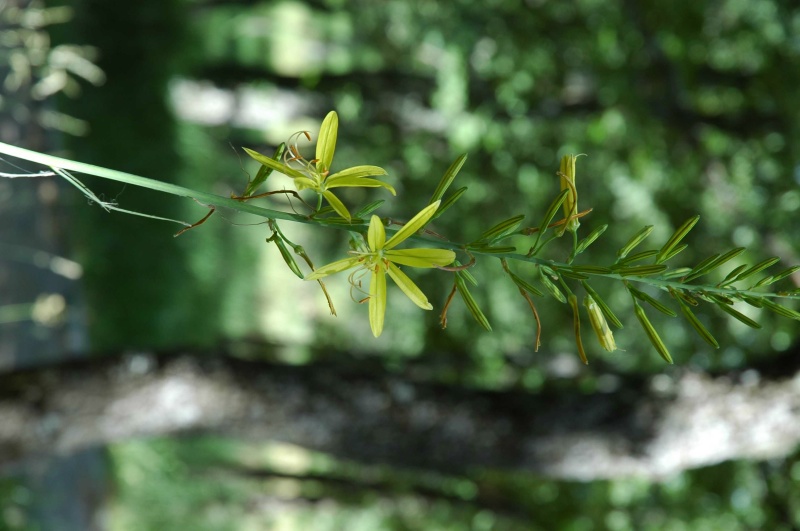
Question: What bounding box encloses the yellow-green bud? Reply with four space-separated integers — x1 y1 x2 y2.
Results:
583 294 617 352
559 154 581 233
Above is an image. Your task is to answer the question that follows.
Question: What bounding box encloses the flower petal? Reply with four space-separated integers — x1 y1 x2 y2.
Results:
369 266 387 337
326 177 396 195
385 248 455 268
243 147 306 180
387 263 433 310
305 256 361 280
294 177 319 190
316 111 338 175
384 201 440 250
327 166 388 181
322 190 351 220
368 215 385 251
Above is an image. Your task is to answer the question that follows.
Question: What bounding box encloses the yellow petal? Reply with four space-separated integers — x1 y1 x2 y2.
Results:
384 201 440 250
243 147 306 180
306 256 361 280
326 166 388 181
369 267 387 337
385 248 455 268
368 215 385 250
322 190 351 220
316 111 338 175
387 263 433 310
325 177 396 195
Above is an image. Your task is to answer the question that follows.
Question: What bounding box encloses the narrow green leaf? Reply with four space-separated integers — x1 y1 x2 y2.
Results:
477 214 526 242
612 250 658 269
468 245 518 254
719 264 748 286
508 270 544 297
568 295 589 365
766 265 800 285
574 224 608 255
656 215 700 264
633 300 673 364
432 186 468 220
713 301 761 329
536 189 570 237
684 247 746 282
629 287 677 317
245 143 285 196
685 253 721 279
760 298 800 321
568 265 613 275
355 200 385 218
430 153 467 204
581 281 623 328
617 225 654 259
752 276 774 288
316 111 338 175
455 275 492 331
538 268 567 303
677 298 719 348
560 270 590 280
742 295 764 309
661 243 688 263
660 267 693 280
272 236 304 279
617 264 669 277
733 257 780 282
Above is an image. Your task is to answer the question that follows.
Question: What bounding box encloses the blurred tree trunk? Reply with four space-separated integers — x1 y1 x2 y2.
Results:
2 347 799 481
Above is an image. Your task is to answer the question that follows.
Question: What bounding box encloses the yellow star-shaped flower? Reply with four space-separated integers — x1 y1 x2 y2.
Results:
306 201 456 336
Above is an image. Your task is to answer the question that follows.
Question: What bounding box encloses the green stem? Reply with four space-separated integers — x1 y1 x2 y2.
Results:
2 141 798 302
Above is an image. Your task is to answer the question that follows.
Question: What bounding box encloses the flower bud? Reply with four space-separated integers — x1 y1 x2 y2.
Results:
583 294 617 352
559 154 581 233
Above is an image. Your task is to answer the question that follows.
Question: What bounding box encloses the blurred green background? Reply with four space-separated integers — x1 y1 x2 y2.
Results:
2 0 800 529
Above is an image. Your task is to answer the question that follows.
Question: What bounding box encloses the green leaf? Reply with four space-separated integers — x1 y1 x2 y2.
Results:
629 287 677 317
536 189 570 237
760 298 800 321
611 250 659 270
581 281 623 328
719 264 748 286
766 265 800 285
656 215 700 264
574 224 608 255
617 264 669 277
245 143 285 196
355 200 385 218
660 243 688 263
660 267 693 280
432 186 468 220
568 265 613 275
733 257 780 282
633 300 673 364
676 298 719 348
713 301 761 329
617 225 654 259
568 295 589 365
272 235 304 279
316 111 338 175
455 274 492 331
477 214 526 242
430 153 467 204
684 247 745 282
507 270 544 297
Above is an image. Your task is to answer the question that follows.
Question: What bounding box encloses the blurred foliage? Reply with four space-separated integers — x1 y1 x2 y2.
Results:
34 0 800 528
103 436 800 531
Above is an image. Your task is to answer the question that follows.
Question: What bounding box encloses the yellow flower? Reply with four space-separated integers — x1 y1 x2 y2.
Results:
243 111 395 220
306 201 456 337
